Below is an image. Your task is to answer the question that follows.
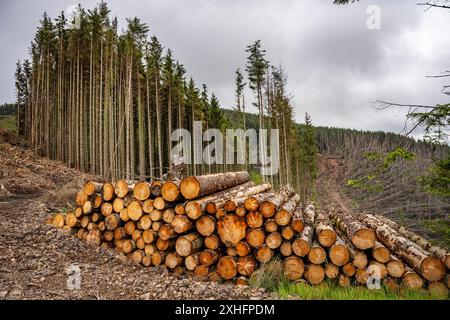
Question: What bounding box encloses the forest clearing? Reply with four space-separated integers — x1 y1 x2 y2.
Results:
1 0 449 305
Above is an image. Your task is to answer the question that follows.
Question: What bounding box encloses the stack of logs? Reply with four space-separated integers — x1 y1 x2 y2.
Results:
50 171 449 296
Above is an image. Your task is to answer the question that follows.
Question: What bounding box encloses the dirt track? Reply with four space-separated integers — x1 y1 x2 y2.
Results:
0 132 273 300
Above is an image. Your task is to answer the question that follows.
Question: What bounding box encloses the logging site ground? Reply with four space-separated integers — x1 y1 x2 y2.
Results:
0 128 446 300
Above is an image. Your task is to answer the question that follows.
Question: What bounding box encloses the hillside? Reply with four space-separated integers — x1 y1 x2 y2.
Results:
223 108 450 248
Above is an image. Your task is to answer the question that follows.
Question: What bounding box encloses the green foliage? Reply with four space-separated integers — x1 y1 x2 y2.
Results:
422 218 450 248
383 147 416 169
0 115 17 133
408 104 450 144
0 103 17 116
276 281 443 300
418 156 450 197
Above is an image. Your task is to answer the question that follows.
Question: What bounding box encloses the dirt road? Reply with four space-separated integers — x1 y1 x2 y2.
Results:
0 131 272 300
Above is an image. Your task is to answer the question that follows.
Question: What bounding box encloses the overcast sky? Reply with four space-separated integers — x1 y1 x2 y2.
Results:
1 0 449 137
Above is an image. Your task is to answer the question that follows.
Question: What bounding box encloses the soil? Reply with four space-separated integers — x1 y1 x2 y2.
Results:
0 130 273 300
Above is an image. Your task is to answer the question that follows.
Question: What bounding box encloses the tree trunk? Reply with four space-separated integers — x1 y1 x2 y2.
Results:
330 211 376 250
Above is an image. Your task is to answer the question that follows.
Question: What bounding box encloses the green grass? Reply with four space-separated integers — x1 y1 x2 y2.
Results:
0 115 16 133
249 260 446 300
276 280 444 300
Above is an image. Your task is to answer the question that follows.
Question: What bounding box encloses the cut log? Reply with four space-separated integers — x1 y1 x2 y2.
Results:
235 277 249 286
82 200 93 214
246 212 263 228
175 232 204 257
291 218 305 234
305 264 325 285
236 256 257 276
185 253 200 271
373 214 450 269
359 213 445 282
84 181 102 196
132 250 145 264
372 241 391 264
131 229 142 241
235 241 251 257
315 210 336 248
158 224 177 240
162 208 175 224
115 179 130 198
226 246 237 256
80 216 90 229
103 230 114 242
165 252 184 269
161 181 181 202
74 207 83 218
254 245 273 263
266 232 282 249
144 243 156 256
151 251 167 266
308 241 327 264
235 206 247 218
65 212 79 228
156 238 176 251
180 171 250 200
136 237 146 250
281 226 294 240
292 224 314 257
330 211 375 250
368 260 388 279
217 214 247 246
113 227 126 240
274 193 300 226
259 188 294 218
338 274 351 287
265 219 278 233
112 198 124 213
195 215 216 236
325 263 340 279
142 199 154 213
101 182 115 201
223 200 237 212
217 256 237 280
208 271 222 283
355 268 369 285
387 257 405 278
171 214 193 234
384 277 399 292
52 214 65 228
127 201 143 221
76 190 88 207
205 202 217 215
204 234 221 250
149 209 162 222
154 197 172 210
246 228 266 248
284 256 305 280
122 239 136 254
194 265 209 277
402 269 424 290
137 215 152 230
198 250 220 266
329 235 350 266
119 208 129 222
100 202 112 217
142 255 152 267
150 181 163 197
86 229 102 246
280 241 293 257
105 213 120 231
342 263 356 277
142 230 157 244
174 203 186 215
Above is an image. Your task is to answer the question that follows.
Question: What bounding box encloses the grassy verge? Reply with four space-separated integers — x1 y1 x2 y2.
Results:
0 115 16 133
250 260 447 300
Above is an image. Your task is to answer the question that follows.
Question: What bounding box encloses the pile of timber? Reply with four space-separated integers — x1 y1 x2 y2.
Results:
49 171 449 295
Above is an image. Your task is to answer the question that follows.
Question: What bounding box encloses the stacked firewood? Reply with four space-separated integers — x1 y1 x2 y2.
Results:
50 171 449 295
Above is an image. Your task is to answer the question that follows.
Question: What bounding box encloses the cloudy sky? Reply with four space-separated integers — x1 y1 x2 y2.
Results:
1 0 449 137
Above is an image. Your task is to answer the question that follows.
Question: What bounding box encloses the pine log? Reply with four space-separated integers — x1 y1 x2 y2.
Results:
165 252 184 269
254 245 273 263
338 274 351 287
235 241 251 257
235 277 249 286
325 263 340 279
372 241 391 264
156 238 176 251
360 213 445 282
368 260 388 279
185 253 200 271
80 216 90 229
223 200 237 212
217 214 247 246
284 256 305 281
162 208 175 224
119 208 129 222
384 277 399 292
142 230 157 244
274 193 300 226
112 198 124 213
180 171 250 200
246 211 264 228
265 219 278 233
152 221 162 232
373 214 450 269
342 263 356 277
198 250 220 266
142 255 152 267
149 209 162 221
84 181 102 196
171 214 193 234
144 244 156 256
115 179 130 198
151 251 167 266
237 256 257 276
65 212 79 228
132 250 145 264
315 210 336 248
137 215 152 230
100 202 112 217
292 224 314 257
259 187 294 218
330 211 375 250
194 265 209 277
246 228 266 248
308 241 327 264
124 221 136 235
103 230 114 242
175 232 204 257
226 246 237 257
291 218 305 234
127 200 143 221
158 224 177 240
76 190 88 207
142 199 154 213
217 256 237 280
114 227 126 240
86 229 102 246
280 241 293 257
105 213 120 231
161 180 181 202
122 239 136 254
196 215 216 236
305 264 325 285
150 181 163 197
101 182 115 201
329 235 350 266
154 197 172 210
205 234 221 250
136 237 146 250
52 214 65 228
174 203 186 215
131 229 142 241
74 207 83 218
402 269 424 290
266 232 282 249
387 256 406 278
302 203 315 225
281 226 294 240
355 268 369 285
235 206 247 218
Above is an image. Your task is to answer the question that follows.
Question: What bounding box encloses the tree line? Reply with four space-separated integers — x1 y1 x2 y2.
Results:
14 2 318 203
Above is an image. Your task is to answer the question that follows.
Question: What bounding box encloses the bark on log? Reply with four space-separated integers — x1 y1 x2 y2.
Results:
274 193 300 226
259 187 294 218
180 171 250 200
360 213 445 282
330 211 375 250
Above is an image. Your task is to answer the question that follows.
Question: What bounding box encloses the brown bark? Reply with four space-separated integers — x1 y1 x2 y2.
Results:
259 187 294 218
